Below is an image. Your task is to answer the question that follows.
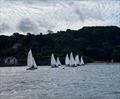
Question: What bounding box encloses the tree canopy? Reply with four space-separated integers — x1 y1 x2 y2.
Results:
0 26 120 66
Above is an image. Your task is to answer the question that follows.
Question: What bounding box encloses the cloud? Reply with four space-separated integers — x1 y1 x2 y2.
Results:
18 18 38 33
0 23 10 32
0 0 119 35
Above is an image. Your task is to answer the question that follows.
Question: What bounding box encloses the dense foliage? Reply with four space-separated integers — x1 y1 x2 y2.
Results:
0 26 120 66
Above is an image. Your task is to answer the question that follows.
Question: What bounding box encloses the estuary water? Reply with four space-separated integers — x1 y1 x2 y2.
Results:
0 64 120 99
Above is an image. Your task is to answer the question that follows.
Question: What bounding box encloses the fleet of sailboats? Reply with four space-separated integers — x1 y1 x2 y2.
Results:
26 49 85 70
26 49 37 70
64 52 85 67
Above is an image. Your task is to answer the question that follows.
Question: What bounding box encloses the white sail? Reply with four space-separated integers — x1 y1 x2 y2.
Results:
80 56 84 65
51 53 58 67
65 54 70 66
70 52 75 66
27 49 37 69
57 57 62 66
33 56 37 68
27 50 33 68
75 55 81 66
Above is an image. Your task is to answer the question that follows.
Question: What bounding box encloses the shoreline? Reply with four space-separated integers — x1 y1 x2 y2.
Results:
0 63 120 67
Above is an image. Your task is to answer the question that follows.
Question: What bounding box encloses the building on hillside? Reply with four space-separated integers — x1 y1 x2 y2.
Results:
4 57 18 65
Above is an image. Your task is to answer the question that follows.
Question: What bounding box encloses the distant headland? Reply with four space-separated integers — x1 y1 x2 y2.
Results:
0 26 120 66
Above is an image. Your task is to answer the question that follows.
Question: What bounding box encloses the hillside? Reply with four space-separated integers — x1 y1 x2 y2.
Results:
0 26 120 66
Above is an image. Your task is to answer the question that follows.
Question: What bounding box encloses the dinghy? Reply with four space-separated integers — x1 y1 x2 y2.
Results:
27 49 37 70
57 57 62 66
51 53 58 68
80 56 84 65
75 55 81 66
70 52 76 67
65 54 70 66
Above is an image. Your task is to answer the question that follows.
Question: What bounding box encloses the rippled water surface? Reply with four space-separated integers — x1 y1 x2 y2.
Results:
0 64 120 99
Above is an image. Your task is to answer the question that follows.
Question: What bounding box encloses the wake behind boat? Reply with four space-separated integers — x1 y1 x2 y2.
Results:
26 49 37 70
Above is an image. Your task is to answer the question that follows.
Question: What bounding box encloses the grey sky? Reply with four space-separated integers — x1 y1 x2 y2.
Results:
0 0 120 35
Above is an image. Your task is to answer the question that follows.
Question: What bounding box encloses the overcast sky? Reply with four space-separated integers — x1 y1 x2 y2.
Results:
0 0 120 35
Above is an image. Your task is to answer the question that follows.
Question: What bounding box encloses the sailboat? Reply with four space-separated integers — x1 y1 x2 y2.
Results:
75 55 81 66
57 57 62 66
51 53 58 68
65 54 70 66
70 52 76 67
26 49 37 70
80 56 84 65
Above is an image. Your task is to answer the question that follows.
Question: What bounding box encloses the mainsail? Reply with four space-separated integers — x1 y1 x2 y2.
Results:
27 49 33 68
32 56 37 68
27 49 37 70
51 53 58 67
65 54 70 66
75 55 81 66
57 57 62 66
80 56 84 65
70 52 75 67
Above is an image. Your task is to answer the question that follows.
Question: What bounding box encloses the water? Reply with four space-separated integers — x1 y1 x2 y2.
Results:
0 64 120 99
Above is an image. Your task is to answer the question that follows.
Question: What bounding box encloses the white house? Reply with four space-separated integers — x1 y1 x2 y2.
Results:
4 57 18 65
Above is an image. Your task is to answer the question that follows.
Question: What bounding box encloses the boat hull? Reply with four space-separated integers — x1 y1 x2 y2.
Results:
71 65 77 67
76 64 81 66
80 64 85 66
26 66 37 70
65 64 70 67
51 65 59 68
